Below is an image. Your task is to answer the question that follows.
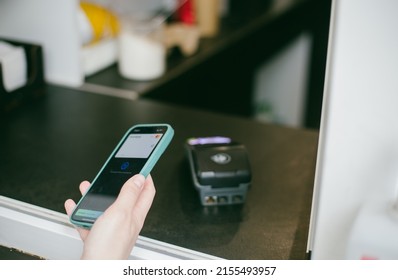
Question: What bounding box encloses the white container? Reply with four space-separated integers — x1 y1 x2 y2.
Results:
345 199 398 259
0 41 27 92
118 16 166 81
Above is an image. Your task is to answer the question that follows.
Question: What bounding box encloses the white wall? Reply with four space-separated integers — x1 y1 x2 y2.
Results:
309 0 398 259
0 0 83 86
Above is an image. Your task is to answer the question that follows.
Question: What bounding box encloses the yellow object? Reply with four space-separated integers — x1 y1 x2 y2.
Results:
80 2 119 44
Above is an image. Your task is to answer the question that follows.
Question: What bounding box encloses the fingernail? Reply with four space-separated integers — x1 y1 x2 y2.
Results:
132 174 145 189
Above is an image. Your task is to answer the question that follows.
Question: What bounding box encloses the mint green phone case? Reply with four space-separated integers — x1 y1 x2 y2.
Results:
70 123 174 228
137 124 174 177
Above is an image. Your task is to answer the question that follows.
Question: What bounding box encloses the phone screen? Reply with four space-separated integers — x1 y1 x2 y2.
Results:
71 125 168 224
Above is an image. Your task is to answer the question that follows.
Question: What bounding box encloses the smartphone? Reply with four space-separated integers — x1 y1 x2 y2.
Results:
70 123 174 228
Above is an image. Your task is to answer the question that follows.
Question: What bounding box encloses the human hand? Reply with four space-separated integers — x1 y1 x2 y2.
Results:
64 174 156 259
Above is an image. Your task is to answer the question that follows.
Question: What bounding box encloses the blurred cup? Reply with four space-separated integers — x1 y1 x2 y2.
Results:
118 15 166 80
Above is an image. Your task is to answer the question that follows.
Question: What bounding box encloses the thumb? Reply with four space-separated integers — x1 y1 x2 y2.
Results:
114 174 146 210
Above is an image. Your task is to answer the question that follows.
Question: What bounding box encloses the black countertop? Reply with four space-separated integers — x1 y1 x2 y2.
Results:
0 85 318 259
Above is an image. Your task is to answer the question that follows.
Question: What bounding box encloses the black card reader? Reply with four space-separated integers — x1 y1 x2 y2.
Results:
185 136 251 206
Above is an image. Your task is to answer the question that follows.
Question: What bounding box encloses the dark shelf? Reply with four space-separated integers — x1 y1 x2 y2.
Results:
85 0 331 129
